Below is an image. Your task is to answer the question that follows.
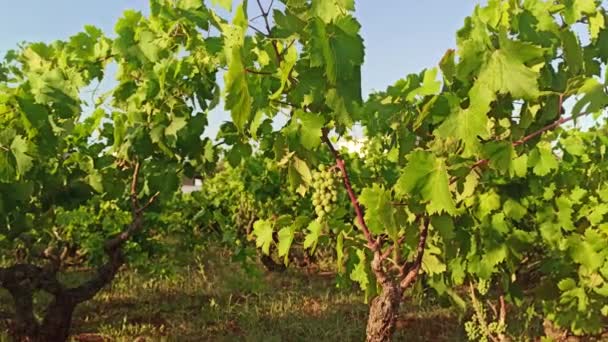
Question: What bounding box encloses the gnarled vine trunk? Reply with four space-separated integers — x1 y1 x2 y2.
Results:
365 282 402 342
1 250 125 341
35 296 77 342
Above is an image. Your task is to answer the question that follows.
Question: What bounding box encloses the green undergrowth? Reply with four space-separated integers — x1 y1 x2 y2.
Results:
0 247 462 341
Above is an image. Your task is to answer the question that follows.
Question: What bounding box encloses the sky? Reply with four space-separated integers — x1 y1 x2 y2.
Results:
0 1 481 137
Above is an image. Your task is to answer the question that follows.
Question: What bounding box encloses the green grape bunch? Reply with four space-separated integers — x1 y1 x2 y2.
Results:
311 165 341 221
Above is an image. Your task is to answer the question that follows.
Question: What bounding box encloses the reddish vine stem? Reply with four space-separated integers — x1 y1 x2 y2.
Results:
379 235 406 262
105 162 159 251
321 129 378 251
449 108 594 185
137 191 160 214
399 216 429 289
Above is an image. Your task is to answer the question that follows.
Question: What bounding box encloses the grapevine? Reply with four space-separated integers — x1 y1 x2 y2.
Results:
1 0 607 341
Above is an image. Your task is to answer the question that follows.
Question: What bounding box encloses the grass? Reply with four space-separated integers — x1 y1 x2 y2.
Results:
0 247 464 341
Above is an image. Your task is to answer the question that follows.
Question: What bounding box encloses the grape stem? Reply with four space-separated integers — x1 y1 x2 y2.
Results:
449 96 599 185
321 128 378 251
399 216 429 289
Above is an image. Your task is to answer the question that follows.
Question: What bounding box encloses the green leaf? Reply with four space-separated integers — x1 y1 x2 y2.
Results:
303 220 323 252
558 278 577 291
589 11 605 40
112 112 126 156
277 224 296 265
395 151 456 215
458 170 479 202
571 78 608 116
471 41 541 97
252 219 274 255
439 37 542 156
503 199 527 221
359 184 397 236
270 44 297 99
311 0 354 23
482 141 515 175
439 49 456 85
165 116 188 137
589 203 608 226
422 254 447 275
512 154 528 178
10 135 33 177
336 232 345 273
138 30 160 62
295 110 324 150
563 0 597 24
435 106 488 157
223 3 251 133
529 142 558 176
0 150 16 182
87 170 104 193
350 249 371 297
226 142 252 167
561 30 583 75
562 135 586 156
556 195 575 231
478 244 507 279
431 215 455 240
178 0 204 10
406 68 441 101
567 236 603 271
292 156 312 185
477 190 501 218
211 0 232 11
308 16 364 85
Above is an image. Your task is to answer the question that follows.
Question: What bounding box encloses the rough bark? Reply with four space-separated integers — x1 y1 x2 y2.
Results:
36 296 76 342
0 254 123 342
365 282 402 342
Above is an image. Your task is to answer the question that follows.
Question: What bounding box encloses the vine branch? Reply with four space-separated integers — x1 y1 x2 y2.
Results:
450 106 596 185
399 216 429 289
254 0 282 64
321 128 377 250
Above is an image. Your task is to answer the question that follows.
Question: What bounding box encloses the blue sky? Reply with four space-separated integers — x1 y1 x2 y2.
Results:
0 1 481 136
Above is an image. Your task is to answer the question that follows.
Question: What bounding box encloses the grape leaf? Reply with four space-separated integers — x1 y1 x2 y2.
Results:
211 0 232 11
295 110 324 150
303 220 323 252
223 3 251 133
395 151 456 215
252 219 274 255
10 135 33 177
359 184 397 237
529 142 558 176
277 225 295 265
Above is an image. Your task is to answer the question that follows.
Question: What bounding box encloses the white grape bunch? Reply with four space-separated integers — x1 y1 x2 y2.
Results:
311 164 341 221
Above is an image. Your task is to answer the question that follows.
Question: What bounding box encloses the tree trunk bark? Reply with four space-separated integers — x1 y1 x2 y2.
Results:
37 296 76 342
365 282 402 342
9 294 76 342
9 288 38 341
